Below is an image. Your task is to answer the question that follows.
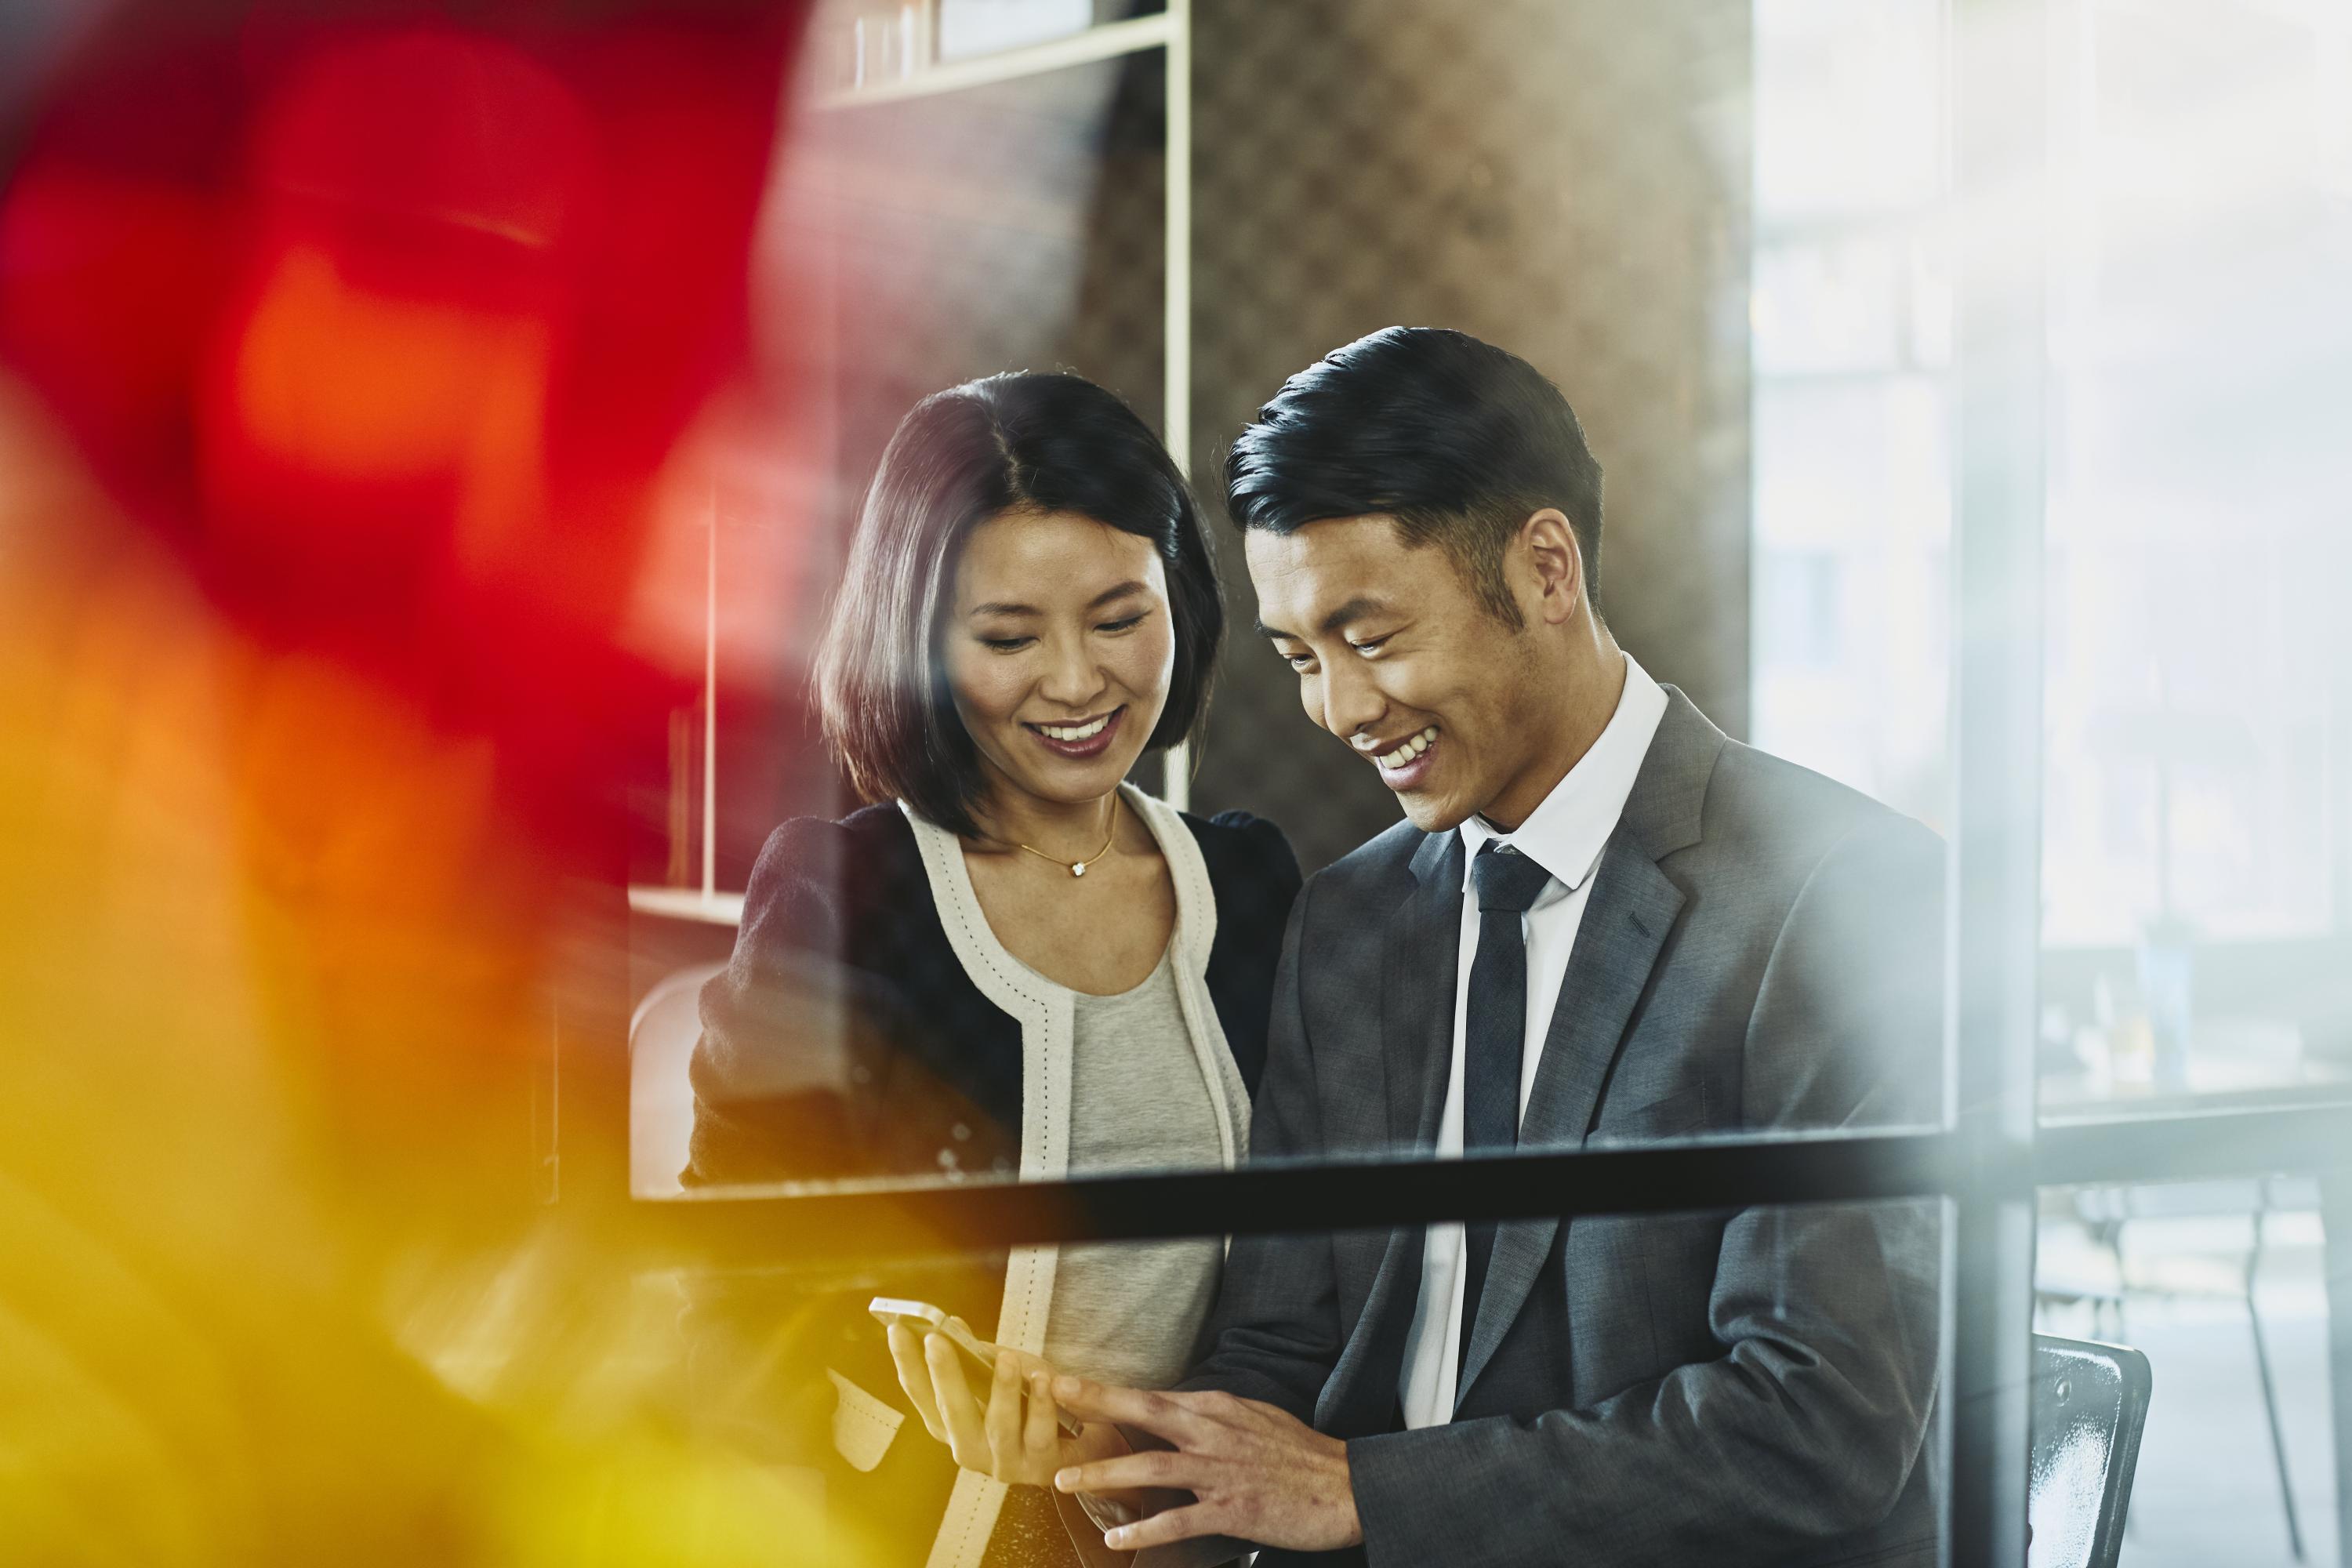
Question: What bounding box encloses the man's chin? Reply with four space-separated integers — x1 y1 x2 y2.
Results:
1396 791 1474 835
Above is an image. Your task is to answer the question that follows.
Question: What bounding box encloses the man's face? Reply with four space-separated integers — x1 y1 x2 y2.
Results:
1247 516 1544 834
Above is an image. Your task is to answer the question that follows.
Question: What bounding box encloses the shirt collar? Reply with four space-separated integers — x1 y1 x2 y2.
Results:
1457 653 1669 895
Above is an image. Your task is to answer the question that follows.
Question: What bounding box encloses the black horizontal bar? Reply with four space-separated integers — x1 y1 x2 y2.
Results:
615 1131 1963 1271
604 1102 2352 1272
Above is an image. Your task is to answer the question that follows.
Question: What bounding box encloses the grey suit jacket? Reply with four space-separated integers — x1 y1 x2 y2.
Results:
1181 689 1944 1568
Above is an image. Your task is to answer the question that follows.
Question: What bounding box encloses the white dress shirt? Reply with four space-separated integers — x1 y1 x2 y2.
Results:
1396 654 1669 1428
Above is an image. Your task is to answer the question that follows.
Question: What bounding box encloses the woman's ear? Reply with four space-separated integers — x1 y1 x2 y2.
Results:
1520 508 1584 626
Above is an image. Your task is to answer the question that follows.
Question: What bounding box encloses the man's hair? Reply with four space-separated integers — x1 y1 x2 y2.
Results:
1223 326 1603 626
815 372 1222 837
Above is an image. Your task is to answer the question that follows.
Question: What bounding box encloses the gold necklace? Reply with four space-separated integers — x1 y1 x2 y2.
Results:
1015 794 1120 878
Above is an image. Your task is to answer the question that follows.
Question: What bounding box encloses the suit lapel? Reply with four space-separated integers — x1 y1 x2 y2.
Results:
1317 1214 1432 1433
1323 833 1461 1428
1453 822 1688 1405
1327 687 1727 1421
1382 832 1465 1151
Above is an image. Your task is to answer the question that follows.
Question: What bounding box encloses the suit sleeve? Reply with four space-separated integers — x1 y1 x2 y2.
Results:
1345 816 1946 1568
1173 872 1345 1423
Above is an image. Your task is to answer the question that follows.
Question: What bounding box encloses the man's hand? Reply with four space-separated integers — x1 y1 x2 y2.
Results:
1050 1377 1363 1553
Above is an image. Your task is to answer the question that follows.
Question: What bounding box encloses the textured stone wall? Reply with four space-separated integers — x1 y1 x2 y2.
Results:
1185 0 1752 872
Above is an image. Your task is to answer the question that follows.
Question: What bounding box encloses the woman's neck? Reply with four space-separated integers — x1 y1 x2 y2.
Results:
972 781 1122 860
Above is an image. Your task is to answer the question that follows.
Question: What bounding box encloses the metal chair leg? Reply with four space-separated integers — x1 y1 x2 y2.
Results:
2104 1210 2137 1541
2247 1209 2306 1562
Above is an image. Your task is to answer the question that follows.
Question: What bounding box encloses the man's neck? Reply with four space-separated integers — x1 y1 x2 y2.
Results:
1478 644 1628 834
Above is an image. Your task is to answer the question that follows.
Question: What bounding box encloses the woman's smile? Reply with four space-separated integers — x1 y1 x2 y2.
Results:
1023 706 1126 760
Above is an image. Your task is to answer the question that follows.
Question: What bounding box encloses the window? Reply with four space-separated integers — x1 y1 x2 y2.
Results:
579 8 2352 1566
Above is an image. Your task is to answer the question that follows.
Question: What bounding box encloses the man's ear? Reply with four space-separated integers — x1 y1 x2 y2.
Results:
1519 508 1584 626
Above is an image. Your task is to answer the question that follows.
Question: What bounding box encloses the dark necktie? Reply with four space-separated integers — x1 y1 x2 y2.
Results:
1458 840 1554 1384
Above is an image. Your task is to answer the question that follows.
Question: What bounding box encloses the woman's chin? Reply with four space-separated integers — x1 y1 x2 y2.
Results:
1006 748 1147 806
1042 759 1143 802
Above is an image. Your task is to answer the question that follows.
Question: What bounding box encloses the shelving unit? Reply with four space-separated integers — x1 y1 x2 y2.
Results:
630 1 1192 927
626 885 749 926
811 9 1177 112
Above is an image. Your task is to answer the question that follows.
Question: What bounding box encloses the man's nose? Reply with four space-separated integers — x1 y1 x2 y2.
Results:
1320 660 1384 742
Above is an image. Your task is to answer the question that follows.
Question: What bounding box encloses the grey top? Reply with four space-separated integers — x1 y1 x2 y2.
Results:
1039 944 1242 1391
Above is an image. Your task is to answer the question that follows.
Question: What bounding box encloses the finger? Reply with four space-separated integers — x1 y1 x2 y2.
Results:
1050 1377 1209 1444
1103 1503 1224 1552
983 1350 1023 1474
1054 1447 1197 1496
927 1334 989 1470
886 1325 946 1441
1023 1368 1058 1457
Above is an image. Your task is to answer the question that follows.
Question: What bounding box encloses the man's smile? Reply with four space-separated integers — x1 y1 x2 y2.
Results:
1368 725 1440 789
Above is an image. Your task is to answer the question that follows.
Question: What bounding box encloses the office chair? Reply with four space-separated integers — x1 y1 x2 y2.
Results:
2055 1176 2313 1557
2028 1332 2153 1568
627 961 726 1197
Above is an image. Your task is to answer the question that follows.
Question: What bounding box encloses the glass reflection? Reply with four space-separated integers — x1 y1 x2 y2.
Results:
1751 0 2352 1113
2036 1178 2343 1565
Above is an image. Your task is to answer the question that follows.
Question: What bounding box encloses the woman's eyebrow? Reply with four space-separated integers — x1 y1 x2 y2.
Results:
967 582 1146 619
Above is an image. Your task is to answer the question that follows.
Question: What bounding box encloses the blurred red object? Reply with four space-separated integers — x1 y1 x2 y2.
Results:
0 11 826 1559
0 0 802 838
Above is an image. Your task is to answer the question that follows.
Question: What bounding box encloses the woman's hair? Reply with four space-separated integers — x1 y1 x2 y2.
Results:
814 372 1222 837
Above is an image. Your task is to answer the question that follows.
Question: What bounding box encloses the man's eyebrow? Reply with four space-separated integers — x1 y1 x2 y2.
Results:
1255 597 1392 642
1316 597 1388 634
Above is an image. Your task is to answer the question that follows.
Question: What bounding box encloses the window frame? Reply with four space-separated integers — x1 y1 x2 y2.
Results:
557 6 2352 1565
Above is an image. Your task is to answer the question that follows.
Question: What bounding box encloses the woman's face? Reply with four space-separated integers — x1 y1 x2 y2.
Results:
944 508 1174 821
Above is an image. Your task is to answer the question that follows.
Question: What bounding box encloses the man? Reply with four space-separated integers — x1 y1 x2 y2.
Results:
1051 327 1944 1566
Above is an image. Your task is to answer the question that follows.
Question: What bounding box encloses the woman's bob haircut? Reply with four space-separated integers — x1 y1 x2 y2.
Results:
814 372 1223 838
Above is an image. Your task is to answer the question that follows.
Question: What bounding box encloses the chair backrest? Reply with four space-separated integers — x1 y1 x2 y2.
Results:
2028 1332 2153 1568
628 962 726 1198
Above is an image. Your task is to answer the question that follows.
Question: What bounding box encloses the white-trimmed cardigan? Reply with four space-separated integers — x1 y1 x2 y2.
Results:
684 786 1299 1568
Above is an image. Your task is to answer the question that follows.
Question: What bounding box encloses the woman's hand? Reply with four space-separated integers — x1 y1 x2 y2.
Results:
885 1321 1107 1488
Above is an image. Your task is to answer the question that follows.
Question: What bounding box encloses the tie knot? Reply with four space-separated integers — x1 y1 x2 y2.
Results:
1471 842 1552 913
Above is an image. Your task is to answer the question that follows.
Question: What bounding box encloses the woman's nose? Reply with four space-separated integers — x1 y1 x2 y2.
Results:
1036 633 1105 709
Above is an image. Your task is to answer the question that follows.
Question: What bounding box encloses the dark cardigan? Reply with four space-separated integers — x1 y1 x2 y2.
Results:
686 801 1297 1185
680 800 1299 1566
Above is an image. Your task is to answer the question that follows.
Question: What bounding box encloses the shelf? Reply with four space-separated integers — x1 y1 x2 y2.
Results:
810 10 1174 111
629 885 747 926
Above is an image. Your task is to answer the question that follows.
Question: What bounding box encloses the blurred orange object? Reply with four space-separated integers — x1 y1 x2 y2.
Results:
0 5 882 1563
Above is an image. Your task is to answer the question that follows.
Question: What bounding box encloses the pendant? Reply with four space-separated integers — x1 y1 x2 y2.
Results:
1071 862 1088 877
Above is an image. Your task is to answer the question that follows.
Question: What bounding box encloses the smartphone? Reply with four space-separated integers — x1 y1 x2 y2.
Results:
869 1296 1081 1436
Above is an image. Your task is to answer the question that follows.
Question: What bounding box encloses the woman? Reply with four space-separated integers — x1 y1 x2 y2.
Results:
684 371 1298 1568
